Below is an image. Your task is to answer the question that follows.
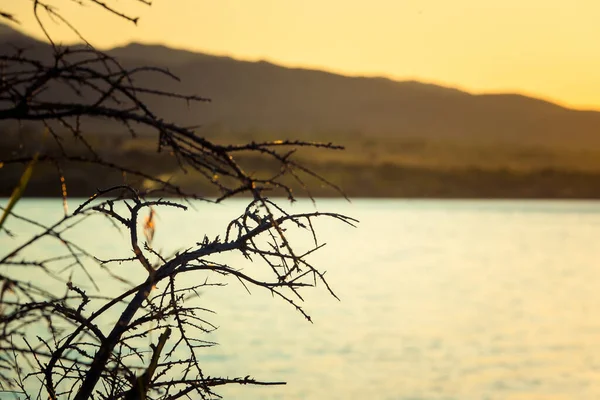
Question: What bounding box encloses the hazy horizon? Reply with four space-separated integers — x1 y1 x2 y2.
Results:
4 1 600 110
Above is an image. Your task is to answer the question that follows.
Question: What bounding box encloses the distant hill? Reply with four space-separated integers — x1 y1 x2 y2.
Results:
5 23 600 199
2 23 600 149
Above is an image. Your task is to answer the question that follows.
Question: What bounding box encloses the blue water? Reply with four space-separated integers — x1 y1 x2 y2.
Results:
3 199 600 399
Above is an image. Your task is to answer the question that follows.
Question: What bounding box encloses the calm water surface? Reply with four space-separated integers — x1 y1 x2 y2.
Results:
3 199 600 400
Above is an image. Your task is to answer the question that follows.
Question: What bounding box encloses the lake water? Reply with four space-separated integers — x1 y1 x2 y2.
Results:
3 199 600 400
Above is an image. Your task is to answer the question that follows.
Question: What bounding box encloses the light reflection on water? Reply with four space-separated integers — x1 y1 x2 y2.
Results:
3 199 600 399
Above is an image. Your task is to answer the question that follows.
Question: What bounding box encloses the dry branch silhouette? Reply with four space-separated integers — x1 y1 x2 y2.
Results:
0 2 355 399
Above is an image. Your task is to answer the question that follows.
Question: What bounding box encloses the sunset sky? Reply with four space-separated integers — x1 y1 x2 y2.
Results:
5 0 600 110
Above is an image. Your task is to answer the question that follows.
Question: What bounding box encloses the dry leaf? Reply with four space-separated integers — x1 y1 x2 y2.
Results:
143 208 156 244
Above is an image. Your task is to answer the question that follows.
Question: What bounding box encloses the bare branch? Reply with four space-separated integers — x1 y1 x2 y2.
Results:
0 3 355 399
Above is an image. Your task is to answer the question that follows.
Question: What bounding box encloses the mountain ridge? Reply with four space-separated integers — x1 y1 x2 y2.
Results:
0 22 584 111
110 41 576 111
2 22 600 149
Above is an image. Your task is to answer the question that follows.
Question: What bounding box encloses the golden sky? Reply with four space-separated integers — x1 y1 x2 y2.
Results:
6 0 600 110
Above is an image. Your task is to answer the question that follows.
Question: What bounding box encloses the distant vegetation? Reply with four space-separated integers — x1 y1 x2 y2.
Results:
4 128 600 198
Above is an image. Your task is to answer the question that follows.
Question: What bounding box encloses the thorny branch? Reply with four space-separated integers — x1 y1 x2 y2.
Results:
0 1 356 399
